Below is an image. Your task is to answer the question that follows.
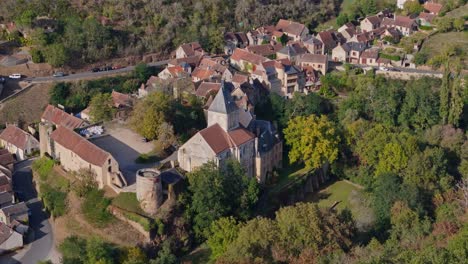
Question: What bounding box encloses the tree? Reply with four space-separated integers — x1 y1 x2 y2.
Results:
398 78 440 130
284 115 340 169
130 92 172 140
403 1 423 15
123 247 148 264
59 236 87 263
284 92 330 120
336 13 349 27
435 17 454 32
134 63 151 82
389 201 431 247
89 93 116 123
72 169 98 197
279 33 288 46
86 237 116 264
44 43 69 67
453 18 464 31
188 160 259 239
31 48 45 63
207 217 241 261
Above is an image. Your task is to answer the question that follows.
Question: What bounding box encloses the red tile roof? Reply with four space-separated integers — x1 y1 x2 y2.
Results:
0 126 36 150
191 68 215 81
179 42 204 57
276 19 307 36
232 73 249 84
167 65 185 77
0 153 14 167
111 90 131 108
231 49 269 66
246 43 283 57
198 124 255 154
50 126 110 166
297 54 328 65
41 105 85 129
195 82 221 98
365 15 382 25
424 2 443 14
418 12 436 23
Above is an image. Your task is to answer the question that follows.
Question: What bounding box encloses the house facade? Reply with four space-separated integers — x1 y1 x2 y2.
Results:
0 126 39 161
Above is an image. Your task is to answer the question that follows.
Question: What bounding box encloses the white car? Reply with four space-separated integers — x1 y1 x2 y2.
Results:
8 73 22 79
379 67 389 71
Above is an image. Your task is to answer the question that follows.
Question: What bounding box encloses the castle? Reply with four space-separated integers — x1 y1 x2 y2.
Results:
178 81 283 183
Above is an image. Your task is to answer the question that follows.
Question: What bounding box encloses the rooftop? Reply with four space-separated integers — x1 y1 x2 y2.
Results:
41 104 86 129
0 126 36 150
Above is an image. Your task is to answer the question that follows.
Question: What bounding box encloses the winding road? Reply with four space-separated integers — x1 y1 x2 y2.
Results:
22 60 170 84
0 159 58 264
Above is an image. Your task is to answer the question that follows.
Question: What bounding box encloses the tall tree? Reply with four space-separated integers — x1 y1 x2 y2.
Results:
89 93 116 123
284 115 340 169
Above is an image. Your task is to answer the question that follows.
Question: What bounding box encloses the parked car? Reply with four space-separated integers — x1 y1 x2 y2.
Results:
101 66 112 71
8 73 22 79
53 72 65 77
91 67 100 72
0 77 5 83
379 67 389 71
112 65 123 70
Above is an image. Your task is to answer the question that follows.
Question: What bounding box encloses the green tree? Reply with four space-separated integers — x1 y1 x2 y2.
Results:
59 236 87 263
440 64 451 124
453 18 465 31
389 201 431 248
284 92 330 120
376 142 408 175
123 247 148 264
86 237 116 264
279 33 288 46
448 72 465 127
16 9 36 27
336 13 349 27
130 92 172 140
435 17 454 32
188 160 259 239
89 93 116 123
207 217 241 261
403 0 423 15
31 48 44 63
284 115 340 169
44 43 69 67
134 63 151 82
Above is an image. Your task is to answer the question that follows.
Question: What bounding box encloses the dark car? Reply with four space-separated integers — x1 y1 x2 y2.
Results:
91 67 100 72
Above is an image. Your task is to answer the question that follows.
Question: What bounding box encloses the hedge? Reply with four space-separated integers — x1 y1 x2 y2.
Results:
419 25 433 31
379 53 401 61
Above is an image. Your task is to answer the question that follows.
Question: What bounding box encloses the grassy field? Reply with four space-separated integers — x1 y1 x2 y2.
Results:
305 180 375 232
0 83 51 126
445 4 468 18
420 31 468 68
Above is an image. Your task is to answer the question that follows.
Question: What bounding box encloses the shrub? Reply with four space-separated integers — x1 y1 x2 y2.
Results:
379 53 401 61
122 211 152 231
31 48 44 63
419 25 433 31
32 157 55 181
81 188 113 226
40 184 67 217
414 51 429 65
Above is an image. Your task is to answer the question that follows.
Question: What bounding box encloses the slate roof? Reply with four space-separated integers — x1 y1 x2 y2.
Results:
343 42 367 52
251 120 280 153
160 168 183 185
41 105 85 129
277 43 308 57
1 202 28 217
0 126 37 150
208 82 238 114
0 191 12 206
50 126 110 167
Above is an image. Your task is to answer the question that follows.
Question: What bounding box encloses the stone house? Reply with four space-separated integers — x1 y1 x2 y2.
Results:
0 222 23 253
0 202 28 225
178 82 282 183
40 125 126 190
175 42 205 58
157 65 187 80
246 43 283 58
316 30 344 54
0 149 14 172
0 126 39 161
41 105 87 130
296 54 328 75
195 82 221 100
332 42 367 63
275 19 309 41
303 37 324 55
382 16 417 36
276 43 308 63
360 15 382 32
359 49 380 66
191 68 216 82
417 12 436 26
230 48 269 73
0 175 11 193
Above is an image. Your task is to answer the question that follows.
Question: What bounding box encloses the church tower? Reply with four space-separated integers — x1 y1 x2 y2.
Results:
207 82 239 131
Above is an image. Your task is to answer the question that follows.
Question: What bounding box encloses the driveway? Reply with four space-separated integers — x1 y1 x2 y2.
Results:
91 126 156 187
0 159 59 264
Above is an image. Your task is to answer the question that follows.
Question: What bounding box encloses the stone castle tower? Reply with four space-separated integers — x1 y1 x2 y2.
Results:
136 168 163 215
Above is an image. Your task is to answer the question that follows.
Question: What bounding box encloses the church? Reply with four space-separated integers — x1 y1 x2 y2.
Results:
177 82 283 183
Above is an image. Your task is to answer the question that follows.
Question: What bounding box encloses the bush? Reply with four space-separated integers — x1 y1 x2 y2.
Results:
122 211 153 231
32 157 55 181
81 188 113 226
40 184 67 217
379 53 401 61
419 25 433 31
31 48 44 63
414 51 429 65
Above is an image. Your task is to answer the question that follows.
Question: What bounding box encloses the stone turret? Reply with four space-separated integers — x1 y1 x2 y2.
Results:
38 122 54 157
136 168 163 215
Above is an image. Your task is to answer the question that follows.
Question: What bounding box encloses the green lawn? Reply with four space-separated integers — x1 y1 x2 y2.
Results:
111 192 145 215
305 180 362 211
271 165 311 193
445 4 468 18
420 31 468 68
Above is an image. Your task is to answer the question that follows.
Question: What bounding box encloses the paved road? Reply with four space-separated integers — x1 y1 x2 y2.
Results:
0 160 57 264
331 62 443 75
23 59 170 83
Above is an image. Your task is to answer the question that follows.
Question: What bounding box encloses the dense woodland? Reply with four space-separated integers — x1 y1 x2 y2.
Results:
0 0 342 67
